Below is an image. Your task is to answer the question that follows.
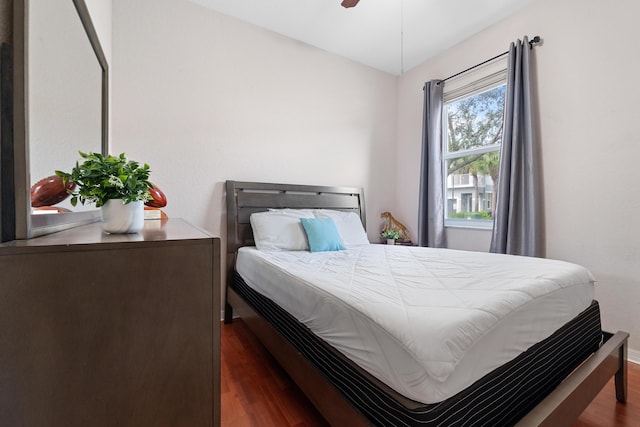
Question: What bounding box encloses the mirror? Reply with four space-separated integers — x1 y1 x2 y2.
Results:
13 0 109 238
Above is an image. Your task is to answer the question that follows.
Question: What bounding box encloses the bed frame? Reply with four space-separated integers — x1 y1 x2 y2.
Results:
224 180 629 426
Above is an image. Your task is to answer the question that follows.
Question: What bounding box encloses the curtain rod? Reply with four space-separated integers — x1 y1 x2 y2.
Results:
439 36 541 84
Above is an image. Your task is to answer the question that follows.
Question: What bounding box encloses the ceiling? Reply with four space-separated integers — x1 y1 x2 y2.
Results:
189 0 534 75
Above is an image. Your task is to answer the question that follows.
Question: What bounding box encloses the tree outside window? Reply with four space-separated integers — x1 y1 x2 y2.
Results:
444 84 506 226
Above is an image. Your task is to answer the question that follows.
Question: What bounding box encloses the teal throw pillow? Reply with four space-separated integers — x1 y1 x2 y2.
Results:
300 218 346 252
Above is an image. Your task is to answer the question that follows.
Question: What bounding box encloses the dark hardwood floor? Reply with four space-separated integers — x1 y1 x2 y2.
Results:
221 319 327 426
221 319 638 426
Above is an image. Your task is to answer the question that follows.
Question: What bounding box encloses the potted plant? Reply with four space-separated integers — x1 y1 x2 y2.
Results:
56 151 152 234
381 229 401 245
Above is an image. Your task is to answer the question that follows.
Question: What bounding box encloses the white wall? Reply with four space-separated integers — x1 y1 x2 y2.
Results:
84 0 112 62
396 0 640 357
111 0 397 258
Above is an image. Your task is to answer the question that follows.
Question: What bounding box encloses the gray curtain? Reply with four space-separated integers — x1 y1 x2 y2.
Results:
418 80 446 248
490 37 542 257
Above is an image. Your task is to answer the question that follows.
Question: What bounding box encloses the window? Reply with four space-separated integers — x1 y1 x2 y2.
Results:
443 64 507 228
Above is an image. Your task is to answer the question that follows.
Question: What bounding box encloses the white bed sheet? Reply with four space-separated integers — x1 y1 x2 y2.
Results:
236 245 595 403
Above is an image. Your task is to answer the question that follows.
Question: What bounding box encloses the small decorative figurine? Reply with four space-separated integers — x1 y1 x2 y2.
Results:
380 211 410 242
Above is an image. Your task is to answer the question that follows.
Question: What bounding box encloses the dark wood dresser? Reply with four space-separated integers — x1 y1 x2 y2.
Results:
0 219 220 427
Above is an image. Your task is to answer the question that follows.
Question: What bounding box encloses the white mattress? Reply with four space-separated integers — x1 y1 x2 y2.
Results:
236 244 595 404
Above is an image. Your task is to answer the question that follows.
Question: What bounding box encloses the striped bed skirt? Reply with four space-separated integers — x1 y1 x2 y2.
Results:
231 272 603 426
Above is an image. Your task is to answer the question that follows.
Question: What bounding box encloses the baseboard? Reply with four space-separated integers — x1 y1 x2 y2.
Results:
220 310 239 322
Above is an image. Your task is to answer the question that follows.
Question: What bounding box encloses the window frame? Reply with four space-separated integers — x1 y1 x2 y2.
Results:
442 59 508 230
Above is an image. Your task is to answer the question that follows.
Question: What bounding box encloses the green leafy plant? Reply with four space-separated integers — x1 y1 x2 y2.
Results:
56 151 152 207
448 211 492 220
381 229 401 240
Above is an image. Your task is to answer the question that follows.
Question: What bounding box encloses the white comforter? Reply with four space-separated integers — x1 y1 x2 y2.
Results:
236 244 595 403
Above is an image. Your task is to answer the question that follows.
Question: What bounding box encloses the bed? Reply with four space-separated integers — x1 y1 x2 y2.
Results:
224 180 628 426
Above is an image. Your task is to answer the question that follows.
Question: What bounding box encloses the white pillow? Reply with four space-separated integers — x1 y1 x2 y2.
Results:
313 209 369 246
250 210 314 251
268 208 315 216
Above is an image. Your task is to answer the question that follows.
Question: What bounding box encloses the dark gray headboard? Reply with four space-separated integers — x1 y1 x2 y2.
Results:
225 180 366 276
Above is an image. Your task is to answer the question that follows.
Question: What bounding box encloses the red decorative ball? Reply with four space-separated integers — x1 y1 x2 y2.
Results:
30 175 76 207
145 183 167 208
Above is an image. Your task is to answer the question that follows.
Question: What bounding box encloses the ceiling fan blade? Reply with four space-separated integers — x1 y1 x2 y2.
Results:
341 0 360 8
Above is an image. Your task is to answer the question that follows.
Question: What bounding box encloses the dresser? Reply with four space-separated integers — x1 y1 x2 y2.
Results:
0 219 220 427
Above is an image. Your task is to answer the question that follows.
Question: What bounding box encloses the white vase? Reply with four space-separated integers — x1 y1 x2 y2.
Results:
101 199 144 234
386 238 396 245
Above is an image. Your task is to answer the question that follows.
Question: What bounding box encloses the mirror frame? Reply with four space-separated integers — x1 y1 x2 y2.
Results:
13 0 109 239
